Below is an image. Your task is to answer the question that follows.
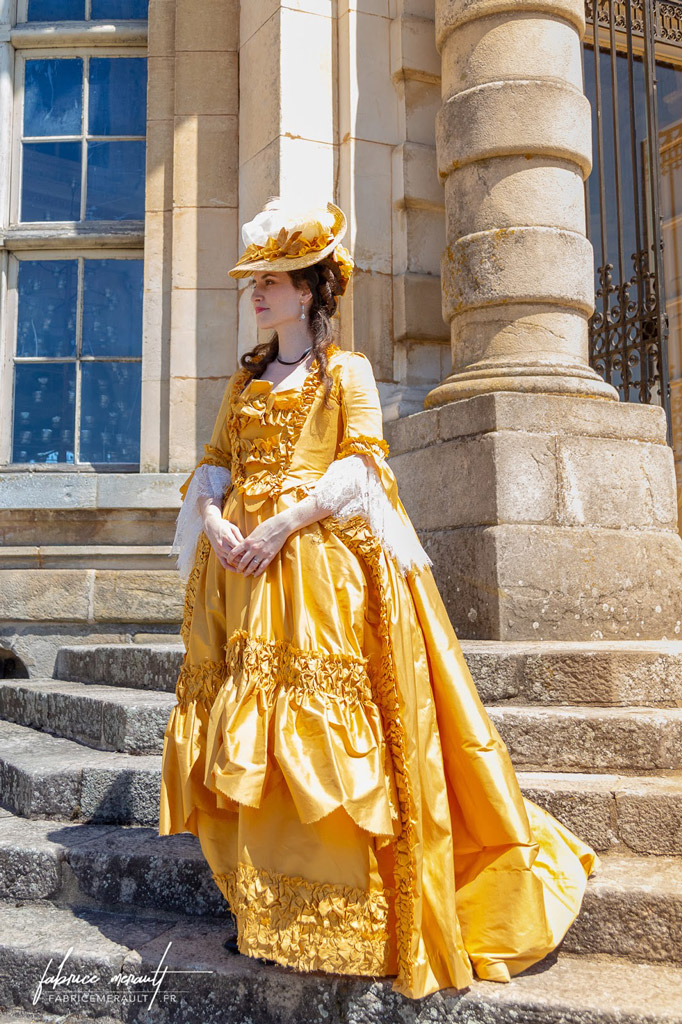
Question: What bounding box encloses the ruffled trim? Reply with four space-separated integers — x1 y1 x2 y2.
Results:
179 444 232 502
201 444 232 469
198 629 398 835
214 863 391 976
339 434 389 461
323 514 418 996
234 433 291 497
310 455 432 576
176 657 229 710
180 532 211 649
171 464 231 583
226 349 341 500
224 628 374 706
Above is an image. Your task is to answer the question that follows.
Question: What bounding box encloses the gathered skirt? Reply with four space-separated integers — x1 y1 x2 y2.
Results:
159 484 599 999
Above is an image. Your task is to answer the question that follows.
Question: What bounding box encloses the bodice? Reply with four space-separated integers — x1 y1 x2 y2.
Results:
224 355 343 504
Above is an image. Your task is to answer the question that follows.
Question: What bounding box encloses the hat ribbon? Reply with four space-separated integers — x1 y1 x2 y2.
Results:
234 226 335 268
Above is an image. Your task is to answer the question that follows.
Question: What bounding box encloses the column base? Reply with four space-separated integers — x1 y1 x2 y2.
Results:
425 362 620 407
386 391 682 640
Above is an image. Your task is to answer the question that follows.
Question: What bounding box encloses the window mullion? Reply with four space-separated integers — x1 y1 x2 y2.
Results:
80 53 88 222
74 254 84 464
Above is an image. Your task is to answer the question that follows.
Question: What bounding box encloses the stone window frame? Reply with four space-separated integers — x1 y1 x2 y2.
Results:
0 8 148 471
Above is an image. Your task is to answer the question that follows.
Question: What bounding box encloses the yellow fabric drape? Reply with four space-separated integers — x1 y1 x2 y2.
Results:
159 345 599 999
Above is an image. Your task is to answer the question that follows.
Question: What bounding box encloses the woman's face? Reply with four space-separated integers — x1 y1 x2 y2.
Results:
249 270 311 330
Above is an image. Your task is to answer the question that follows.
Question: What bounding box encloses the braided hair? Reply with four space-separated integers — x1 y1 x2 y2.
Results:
240 255 346 406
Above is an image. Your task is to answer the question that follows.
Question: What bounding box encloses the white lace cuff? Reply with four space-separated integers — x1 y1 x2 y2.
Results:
170 464 232 582
310 454 432 576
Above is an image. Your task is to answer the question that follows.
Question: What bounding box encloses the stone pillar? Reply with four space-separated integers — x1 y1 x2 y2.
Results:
388 2 449 419
141 0 240 473
337 1 398 384
427 0 617 406
237 2 336 357
385 0 682 641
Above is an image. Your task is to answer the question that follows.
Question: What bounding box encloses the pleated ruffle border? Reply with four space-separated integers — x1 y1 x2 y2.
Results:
325 513 419 997
176 629 375 714
214 863 392 977
177 500 417 996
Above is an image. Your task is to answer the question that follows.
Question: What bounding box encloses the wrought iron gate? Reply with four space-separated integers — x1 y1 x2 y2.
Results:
584 0 681 447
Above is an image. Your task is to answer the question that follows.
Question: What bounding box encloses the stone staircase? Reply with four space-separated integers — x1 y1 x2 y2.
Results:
0 640 681 1023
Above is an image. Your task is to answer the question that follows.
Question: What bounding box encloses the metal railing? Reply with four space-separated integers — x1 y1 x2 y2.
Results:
584 0 678 446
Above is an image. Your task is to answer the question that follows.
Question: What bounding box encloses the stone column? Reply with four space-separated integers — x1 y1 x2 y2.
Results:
427 0 617 406
385 0 682 641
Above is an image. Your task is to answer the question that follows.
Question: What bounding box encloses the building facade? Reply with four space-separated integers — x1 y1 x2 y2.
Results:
1 0 681 673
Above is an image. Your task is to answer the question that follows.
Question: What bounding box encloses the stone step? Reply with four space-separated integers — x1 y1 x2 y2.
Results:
2 718 682 848
0 679 175 754
0 809 679 969
55 643 183 692
0 811 228 919
53 639 682 709
565 851 682 966
519 770 682 856
1 900 681 1024
489 705 682 772
0 1011 121 1024
461 639 682 706
0 720 160 826
0 1011 113 1024
0 545 175 570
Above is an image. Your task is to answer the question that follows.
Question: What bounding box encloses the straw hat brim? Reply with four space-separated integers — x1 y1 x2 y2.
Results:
228 202 347 278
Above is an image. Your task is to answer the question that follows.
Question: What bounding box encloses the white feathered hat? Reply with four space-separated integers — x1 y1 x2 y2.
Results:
228 196 354 294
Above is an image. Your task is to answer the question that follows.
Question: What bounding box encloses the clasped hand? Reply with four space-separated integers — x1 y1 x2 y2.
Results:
203 508 291 577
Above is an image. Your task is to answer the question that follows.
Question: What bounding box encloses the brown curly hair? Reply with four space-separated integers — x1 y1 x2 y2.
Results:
239 255 346 406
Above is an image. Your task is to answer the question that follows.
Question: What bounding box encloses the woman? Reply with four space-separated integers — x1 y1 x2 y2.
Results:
159 197 599 1001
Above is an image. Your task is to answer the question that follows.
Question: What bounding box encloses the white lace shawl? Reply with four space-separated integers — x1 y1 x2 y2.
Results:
170 454 431 582
309 454 432 576
170 463 231 582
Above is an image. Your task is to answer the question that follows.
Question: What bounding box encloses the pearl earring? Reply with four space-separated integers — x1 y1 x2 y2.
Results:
300 300 306 321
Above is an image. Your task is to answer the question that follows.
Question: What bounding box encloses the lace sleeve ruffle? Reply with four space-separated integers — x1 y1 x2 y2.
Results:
170 463 232 582
310 454 432 576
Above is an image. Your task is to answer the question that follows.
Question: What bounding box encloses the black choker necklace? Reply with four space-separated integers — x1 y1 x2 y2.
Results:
275 347 312 365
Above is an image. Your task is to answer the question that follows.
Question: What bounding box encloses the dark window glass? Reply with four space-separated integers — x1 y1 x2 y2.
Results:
21 141 81 221
17 260 78 358
584 49 682 409
26 0 148 17
85 139 145 219
12 362 76 464
82 259 143 357
91 0 148 18
21 56 146 223
584 48 645 292
26 0 85 20
80 361 141 463
88 57 147 136
24 58 82 136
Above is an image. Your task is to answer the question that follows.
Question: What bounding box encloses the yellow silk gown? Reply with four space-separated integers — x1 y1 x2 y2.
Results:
159 344 600 1000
